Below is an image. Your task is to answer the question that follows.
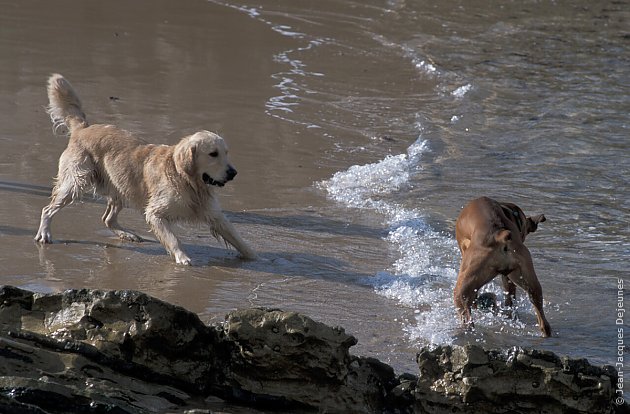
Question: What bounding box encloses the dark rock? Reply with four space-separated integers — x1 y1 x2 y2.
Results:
0 285 626 414
414 344 623 414
221 308 396 412
0 286 223 413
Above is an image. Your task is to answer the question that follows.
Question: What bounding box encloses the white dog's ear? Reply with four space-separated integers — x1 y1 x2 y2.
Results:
174 141 196 176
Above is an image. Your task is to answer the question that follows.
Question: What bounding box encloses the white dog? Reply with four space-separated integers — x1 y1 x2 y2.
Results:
35 74 256 265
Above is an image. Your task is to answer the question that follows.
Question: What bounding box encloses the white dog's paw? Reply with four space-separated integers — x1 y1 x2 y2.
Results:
240 249 258 260
34 231 52 244
116 231 143 243
174 253 192 266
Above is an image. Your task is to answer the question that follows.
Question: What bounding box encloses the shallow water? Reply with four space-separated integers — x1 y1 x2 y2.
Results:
1 0 628 402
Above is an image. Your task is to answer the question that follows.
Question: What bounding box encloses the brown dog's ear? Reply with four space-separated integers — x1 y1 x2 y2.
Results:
526 214 546 234
174 141 197 176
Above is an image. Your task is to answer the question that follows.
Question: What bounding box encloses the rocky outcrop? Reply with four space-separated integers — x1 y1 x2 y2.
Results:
415 345 624 414
0 285 228 413
221 308 398 412
0 285 626 414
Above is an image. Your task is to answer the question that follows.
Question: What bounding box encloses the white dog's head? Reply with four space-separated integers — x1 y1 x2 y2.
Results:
174 131 237 187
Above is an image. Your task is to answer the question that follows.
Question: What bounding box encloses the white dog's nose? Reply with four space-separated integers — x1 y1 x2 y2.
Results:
226 166 237 181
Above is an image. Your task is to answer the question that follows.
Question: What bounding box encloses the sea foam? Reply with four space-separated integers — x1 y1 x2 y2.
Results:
320 138 461 345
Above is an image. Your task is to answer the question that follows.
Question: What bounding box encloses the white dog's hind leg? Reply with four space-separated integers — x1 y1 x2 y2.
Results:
102 199 143 242
211 213 257 260
35 153 93 243
35 185 74 243
146 214 191 265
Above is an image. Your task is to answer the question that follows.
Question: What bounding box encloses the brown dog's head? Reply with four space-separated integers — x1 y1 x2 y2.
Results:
501 202 546 241
174 131 237 187
526 214 546 235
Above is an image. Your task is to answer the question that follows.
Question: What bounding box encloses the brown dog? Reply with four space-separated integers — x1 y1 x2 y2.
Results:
453 196 550 337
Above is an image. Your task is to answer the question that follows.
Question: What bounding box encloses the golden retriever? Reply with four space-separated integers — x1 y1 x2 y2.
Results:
35 74 256 265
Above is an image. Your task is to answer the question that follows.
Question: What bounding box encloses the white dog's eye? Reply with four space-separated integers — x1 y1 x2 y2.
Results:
209 151 218 157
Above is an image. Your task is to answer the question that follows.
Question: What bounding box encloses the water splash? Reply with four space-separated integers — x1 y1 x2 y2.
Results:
452 83 472 99
320 138 462 345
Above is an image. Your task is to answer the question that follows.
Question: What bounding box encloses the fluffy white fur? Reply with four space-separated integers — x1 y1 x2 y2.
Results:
35 74 256 265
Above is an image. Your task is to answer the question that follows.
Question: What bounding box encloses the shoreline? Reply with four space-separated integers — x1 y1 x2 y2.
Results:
0 285 626 413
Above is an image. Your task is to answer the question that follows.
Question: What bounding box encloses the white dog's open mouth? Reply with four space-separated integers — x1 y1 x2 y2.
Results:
202 173 225 187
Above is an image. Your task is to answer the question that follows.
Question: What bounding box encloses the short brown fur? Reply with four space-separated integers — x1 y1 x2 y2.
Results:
453 196 550 337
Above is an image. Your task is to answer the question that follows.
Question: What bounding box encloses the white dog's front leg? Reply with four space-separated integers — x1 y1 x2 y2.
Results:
212 213 257 260
146 215 191 265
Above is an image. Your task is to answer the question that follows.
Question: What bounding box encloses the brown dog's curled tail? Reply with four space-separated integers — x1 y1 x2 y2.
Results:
46 74 88 136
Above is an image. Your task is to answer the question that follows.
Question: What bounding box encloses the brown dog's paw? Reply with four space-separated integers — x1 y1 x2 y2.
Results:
474 292 498 314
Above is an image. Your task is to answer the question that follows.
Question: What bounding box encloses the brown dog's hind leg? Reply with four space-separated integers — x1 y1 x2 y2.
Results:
454 252 498 330
529 288 552 337
453 285 473 327
501 275 517 307
506 267 552 337
454 270 485 329
454 262 472 327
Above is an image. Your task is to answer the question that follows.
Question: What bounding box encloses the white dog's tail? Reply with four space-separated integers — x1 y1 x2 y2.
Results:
46 74 89 135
